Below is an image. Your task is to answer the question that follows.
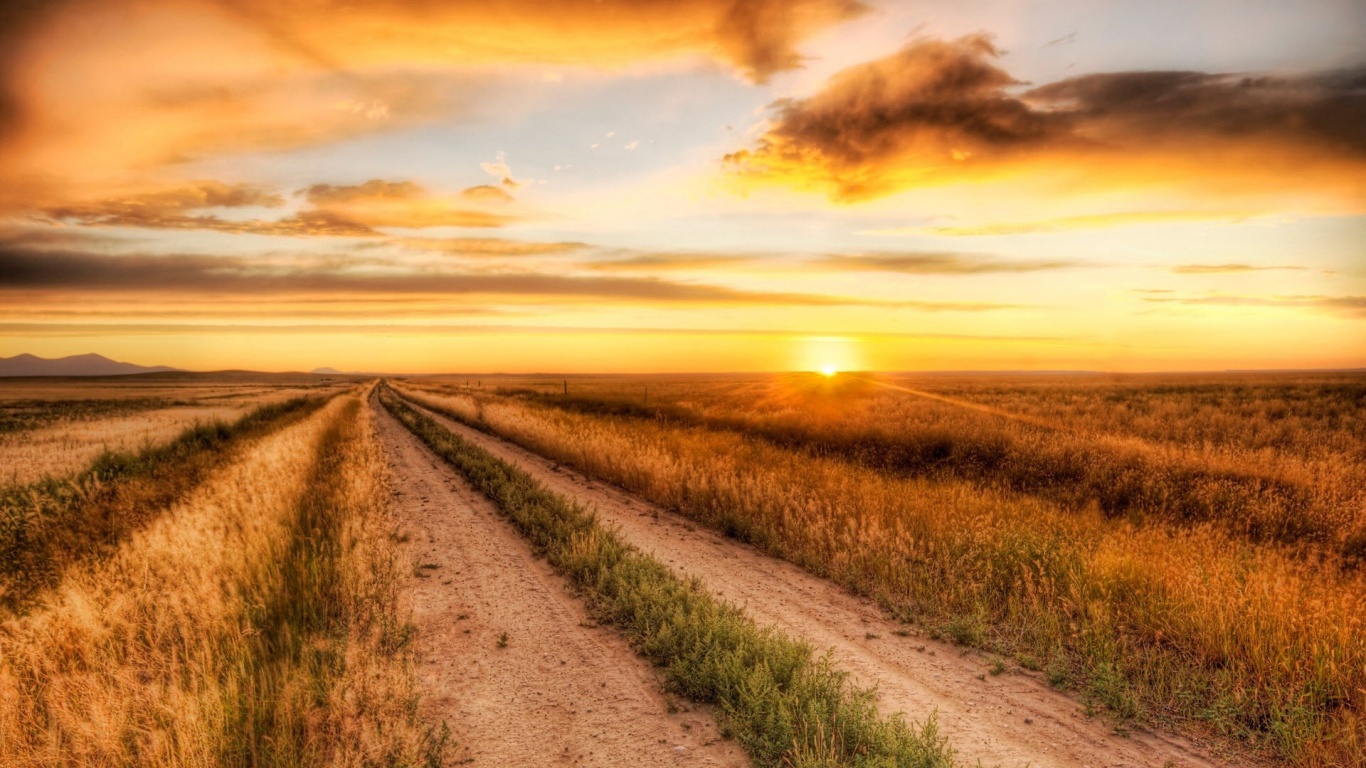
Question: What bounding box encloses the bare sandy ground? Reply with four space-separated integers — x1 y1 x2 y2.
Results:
373 400 750 768
401 398 1237 768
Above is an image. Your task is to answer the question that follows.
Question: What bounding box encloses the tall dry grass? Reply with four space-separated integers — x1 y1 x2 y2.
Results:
432 374 1366 557
383 386 950 768
0 396 327 613
397 381 1366 766
0 382 343 488
0 392 439 766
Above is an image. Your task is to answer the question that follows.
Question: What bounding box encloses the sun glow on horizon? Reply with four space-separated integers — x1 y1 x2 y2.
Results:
798 336 862 377
0 0 1360 373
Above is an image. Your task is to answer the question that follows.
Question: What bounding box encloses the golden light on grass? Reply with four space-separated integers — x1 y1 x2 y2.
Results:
393 373 1366 765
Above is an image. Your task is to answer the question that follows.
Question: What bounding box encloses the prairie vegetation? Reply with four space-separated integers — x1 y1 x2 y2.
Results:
0 379 349 487
0 397 174 435
397 372 1366 766
0 387 438 766
0 395 326 612
454 373 1366 556
381 386 951 768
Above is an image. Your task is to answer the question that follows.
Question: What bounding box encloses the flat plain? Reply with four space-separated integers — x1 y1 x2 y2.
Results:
2 370 1361 767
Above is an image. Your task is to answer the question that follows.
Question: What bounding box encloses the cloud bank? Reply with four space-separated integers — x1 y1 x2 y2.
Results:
724 35 1366 204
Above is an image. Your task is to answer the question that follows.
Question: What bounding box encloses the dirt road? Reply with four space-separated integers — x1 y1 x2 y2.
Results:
399 397 1232 768
373 399 750 767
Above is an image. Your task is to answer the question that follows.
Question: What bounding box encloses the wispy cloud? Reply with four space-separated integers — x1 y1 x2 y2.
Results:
581 252 758 271
300 178 520 229
915 210 1260 236
0 239 1019 312
36 177 521 236
1170 264 1307 274
1141 293 1366 317
818 252 1079 273
0 322 1078 346
395 238 588 257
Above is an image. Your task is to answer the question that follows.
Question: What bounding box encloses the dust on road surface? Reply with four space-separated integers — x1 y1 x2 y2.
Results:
402 398 1236 768
373 398 751 767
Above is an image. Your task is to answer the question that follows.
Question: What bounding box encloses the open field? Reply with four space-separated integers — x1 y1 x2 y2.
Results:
395 372 1366 766
0 382 437 766
0 376 352 487
2 370 1359 767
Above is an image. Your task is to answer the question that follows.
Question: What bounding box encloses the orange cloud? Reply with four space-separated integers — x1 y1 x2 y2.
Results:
302 179 520 229
34 178 520 235
460 185 517 204
724 35 1366 206
35 181 379 236
210 0 867 82
396 238 588 257
0 0 865 209
39 180 277 223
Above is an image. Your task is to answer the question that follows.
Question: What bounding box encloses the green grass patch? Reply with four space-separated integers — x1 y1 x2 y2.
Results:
381 387 952 768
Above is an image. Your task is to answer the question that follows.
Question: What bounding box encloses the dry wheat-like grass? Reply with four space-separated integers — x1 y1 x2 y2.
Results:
0 404 262 487
424 374 1366 554
0 383 342 489
398 381 1366 766
0 390 434 766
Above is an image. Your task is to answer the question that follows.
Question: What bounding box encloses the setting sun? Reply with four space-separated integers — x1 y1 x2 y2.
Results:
820 365 838 377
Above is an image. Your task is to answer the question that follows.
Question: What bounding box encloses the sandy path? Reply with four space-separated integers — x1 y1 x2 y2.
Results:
404 398 1234 768
373 399 750 768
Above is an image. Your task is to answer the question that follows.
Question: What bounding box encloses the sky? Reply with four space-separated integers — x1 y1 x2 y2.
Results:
0 0 1363 373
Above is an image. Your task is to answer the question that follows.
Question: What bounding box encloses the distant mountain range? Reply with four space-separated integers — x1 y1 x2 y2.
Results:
0 353 180 377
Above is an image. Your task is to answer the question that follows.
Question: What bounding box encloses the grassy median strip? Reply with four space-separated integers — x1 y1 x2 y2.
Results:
221 395 443 767
0 394 331 613
381 386 951 768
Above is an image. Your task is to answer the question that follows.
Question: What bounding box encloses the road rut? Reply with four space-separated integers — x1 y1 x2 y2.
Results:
373 397 750 767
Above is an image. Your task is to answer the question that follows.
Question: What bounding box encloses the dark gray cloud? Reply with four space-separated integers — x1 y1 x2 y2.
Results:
1025 67 1366 154
725 34 1366 199
0 239 1013 310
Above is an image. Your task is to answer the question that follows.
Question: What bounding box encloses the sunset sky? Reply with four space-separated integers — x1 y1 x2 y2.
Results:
1 0 1363 373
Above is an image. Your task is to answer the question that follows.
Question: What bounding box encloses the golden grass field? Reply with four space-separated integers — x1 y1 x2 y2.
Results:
0 377 350 485
0 376 439 766
1 371 1361 767
396 371 1366 766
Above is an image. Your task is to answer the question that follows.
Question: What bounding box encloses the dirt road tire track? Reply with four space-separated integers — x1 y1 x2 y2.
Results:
373 397 750 767
399 395 1235 768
